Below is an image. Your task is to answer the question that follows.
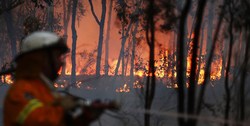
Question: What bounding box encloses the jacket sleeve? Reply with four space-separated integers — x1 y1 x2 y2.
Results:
20 99 65 126
10 82 66 126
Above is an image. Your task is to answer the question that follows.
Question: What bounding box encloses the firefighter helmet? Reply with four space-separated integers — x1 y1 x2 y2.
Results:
21 31 69 54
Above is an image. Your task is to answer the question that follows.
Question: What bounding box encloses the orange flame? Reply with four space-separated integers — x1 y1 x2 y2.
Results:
133 80 143 88
1 75 13 84
116 83 130 93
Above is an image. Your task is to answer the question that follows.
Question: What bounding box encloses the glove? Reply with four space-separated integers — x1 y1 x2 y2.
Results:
58 95 78 110
82 100 105 122
82 100 119 122
64 99 120 126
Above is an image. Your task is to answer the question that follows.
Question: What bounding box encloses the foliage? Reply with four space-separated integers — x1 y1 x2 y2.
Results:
223 0 250 31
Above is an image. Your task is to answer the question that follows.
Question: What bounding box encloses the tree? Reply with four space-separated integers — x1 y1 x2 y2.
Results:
114 0 144 76
71 0 78 86
187 0 207 125
2 0 18 58
104 0 113 76
130 16 139 85
144 1 156 126
197 0 226 116
206 0 215 61
89 0 107 77
61 0 72 75
0 0 24 15
223 1 234 125
47 0 54 31
176 0 192 126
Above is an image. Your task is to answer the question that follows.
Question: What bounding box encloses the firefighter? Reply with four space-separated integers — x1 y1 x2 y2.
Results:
3 31 108 126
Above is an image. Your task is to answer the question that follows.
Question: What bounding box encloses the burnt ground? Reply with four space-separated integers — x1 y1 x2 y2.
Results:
0 75 250 126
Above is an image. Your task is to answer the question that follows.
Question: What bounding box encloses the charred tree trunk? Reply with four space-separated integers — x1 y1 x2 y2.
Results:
104 0 113 76
89 0 107 77
196 23 205 85
145 1 155 126
0 0 24 15
47 2 54 31
130 20 139 84
187 0 207 126
114 22 133 76
206 0 214 61
224 3 234 126
172 31 176 85
71 0 78 86
122 45 125 76
61 0 72 75
176 0 192 125
2 0 17 58
238 26 249 124
197 0 226 115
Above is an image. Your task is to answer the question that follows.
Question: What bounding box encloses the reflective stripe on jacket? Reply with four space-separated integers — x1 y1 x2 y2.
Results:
4 79 65 126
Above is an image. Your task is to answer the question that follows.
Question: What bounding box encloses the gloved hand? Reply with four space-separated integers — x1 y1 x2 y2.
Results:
64 99 120 126
58 95 78 110
82 100 105 122
82 100 119 122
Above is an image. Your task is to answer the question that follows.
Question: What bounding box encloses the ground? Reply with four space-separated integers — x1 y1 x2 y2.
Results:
0 75 250 126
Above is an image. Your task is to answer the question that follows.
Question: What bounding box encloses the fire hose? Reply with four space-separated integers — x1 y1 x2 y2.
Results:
59 91 119 126
61 92 249 126
120 108 249 126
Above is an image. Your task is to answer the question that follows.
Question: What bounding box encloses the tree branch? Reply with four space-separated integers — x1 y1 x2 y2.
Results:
88 0 101 25
0 0 24 15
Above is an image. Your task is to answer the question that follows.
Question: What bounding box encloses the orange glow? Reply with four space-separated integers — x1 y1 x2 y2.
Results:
135 70 144 77
54 83 59 88
133 81 143 88
116 83 130 93
76 81 82 88
198 69 205 85
1 75 13 84
210 58 222 80
54 83 65 88
1 76 3 82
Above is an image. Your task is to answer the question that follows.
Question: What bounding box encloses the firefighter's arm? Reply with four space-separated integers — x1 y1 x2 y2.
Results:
16 98 65 126
16 95 78 126
65 99 119 126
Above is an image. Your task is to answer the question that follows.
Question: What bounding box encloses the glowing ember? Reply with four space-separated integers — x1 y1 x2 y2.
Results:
85 86 94 90
210 58 222 80
1 75 13 84
76 81 82 88
116 83 130 93
133 81 143 88
198 69 205 84
54 83 65 88
135 70 144 77
54 83 59 88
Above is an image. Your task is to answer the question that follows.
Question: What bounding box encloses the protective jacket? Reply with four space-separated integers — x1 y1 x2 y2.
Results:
4 78 65 126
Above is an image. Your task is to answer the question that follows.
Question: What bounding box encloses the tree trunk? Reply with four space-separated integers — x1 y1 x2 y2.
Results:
114 22 133 76
176 0 192 125
130 20 139 85
187 0 207 126
196 23 205 84
196 0 226 115
104 0 113 76
2 0 17 58
224 5 234 126
71 0 78 86
61 0 72 75
89 0 106 77
238 26 249 124
144 1 155 126
47 3 54 31
206 0 214 60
